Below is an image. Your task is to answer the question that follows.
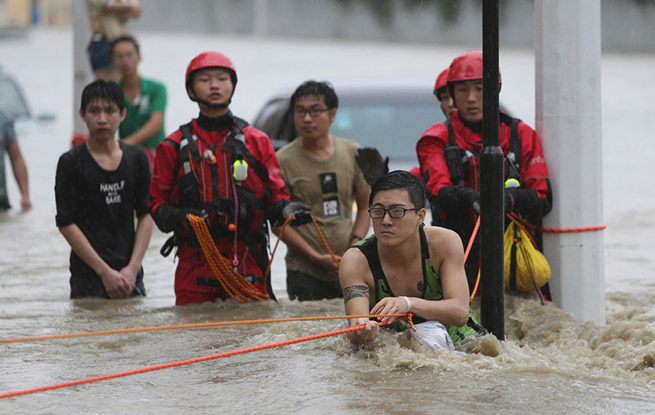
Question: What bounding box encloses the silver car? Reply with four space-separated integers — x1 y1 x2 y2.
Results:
0 67 54 133
252 77 443 170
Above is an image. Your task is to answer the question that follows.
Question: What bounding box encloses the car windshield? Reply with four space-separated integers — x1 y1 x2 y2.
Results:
332 102 443 160
254 83 445 163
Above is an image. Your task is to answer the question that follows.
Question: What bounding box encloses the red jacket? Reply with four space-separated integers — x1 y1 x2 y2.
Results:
149 115 290 295
417 112 552 223
150 118 289 227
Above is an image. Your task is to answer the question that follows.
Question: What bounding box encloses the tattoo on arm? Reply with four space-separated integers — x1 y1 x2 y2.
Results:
342 285 369 303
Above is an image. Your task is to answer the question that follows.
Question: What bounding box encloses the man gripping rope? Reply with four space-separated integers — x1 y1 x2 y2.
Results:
339 171 485 350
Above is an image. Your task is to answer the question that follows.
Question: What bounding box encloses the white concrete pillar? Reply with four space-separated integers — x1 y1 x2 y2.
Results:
72 0 92 138
534 0 605 325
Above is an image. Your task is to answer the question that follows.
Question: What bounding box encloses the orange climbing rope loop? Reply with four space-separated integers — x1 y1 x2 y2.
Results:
188 214 269 303
191 210 340 304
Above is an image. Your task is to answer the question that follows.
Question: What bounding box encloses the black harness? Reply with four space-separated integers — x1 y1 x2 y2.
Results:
161 117 272 283
442 113 522 185
172 117 268 232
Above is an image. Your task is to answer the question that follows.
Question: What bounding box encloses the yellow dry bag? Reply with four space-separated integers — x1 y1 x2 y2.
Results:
504 215 551 292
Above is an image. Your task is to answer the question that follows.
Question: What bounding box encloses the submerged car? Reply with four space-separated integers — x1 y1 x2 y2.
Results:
252 78 443 169
0 67 54 133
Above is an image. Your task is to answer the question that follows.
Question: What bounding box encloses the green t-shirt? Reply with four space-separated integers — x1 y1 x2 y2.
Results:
118 76 167 149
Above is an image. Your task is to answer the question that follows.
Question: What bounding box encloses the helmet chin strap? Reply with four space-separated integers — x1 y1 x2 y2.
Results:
188 87 232 109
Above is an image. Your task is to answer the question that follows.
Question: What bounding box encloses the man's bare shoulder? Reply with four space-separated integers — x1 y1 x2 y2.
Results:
423 225 466 262
340 246 368 267
423 225 463 246
339 246 374 285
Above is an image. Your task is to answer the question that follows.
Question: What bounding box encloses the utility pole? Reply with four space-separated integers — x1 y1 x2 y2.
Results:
480 0 504 340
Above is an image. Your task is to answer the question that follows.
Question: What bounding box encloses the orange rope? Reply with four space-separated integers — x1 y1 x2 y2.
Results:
406 313 416 332
465 212 604 303
507 213 537 247
539 225 606 233
271 213 340 266
466 214 536 303
192 211 339 304
465 216 481 304
463 216 480 262
506 212 606 234
0 314 410 344
310 214 340 266
0 322 383 400
469 268 481 304
188 214 269 303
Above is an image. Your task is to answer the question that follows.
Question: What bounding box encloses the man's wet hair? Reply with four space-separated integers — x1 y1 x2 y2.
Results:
111 35 140 55
369 170 427 209
289 80 339 110
80 80 126 114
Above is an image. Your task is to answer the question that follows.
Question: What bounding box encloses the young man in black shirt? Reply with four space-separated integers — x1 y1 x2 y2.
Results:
55 80 153 299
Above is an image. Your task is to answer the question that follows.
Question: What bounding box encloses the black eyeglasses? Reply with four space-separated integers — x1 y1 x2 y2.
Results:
293 107 330 118
368 207 419 219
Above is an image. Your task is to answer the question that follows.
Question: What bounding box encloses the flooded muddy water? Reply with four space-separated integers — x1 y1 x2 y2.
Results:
0 29 653 414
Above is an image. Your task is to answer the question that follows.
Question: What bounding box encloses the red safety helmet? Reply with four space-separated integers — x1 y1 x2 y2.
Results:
433 68 449 100
447 50 501 104
185 51 237 89
447 50 501 84
185 51 237 108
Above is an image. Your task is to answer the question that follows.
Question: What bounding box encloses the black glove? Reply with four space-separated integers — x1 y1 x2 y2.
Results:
153 205 206 233
436 186 459 214
457 186 480 213
436 185 480 216
355 147 389 185
472 200 481 215
282 201 312 226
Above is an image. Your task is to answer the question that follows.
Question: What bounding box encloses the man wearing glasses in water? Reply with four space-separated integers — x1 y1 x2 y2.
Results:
339 170 485 350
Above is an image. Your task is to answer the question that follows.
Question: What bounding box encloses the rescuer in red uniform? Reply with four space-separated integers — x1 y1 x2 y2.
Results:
416 50 552 290
149 51 310 305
